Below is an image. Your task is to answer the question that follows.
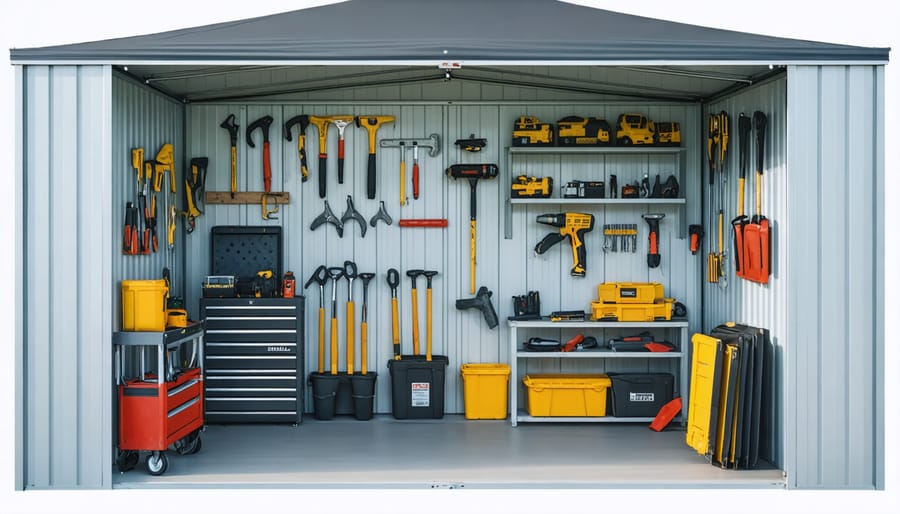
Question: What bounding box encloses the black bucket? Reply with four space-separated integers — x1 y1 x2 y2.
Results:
308 372 341 420
387 355 449 419
350 373 378 421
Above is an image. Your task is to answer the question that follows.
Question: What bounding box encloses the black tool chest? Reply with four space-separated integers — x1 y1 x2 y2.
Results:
200 297 304 424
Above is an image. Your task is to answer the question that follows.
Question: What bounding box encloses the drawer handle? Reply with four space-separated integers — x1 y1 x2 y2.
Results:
168 397 199 417
168 379 199 397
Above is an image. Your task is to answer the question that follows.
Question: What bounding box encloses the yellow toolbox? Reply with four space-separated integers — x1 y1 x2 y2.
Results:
598 282 664 304
121 280 169 331
590 298 674 321
523 374 611 417
461 363 511 420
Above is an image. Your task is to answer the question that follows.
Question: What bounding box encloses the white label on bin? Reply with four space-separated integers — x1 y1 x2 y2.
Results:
411 382 431 407
630 392 655 402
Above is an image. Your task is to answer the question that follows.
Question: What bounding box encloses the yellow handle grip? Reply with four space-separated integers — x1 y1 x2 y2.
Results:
426 288 433 362
346 301 355 375
756 172 762 215
361 321 368 375
399 160 406 206
391 298 400 359
317 307 325 374
410 290 420 355
230 147 237 195
330 317 338 375
737 177 745 217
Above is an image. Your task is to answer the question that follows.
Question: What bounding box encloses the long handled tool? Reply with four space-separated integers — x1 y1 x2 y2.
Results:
329 116 354 184
423 271 438 361
406 270 425 356
327 267 344 375
745 111 770 284
308 116 331 198
706 113 721 283
343 261 357 375
358 272 375 375
357 115 396 199
304 265 328 374
155 144 177 251
247 115 274 193
283 114 310 182
387 268 401 360
379 134 441 205
220 114 239 198
716 111 730 287
446 163 499 294
732 113 752 279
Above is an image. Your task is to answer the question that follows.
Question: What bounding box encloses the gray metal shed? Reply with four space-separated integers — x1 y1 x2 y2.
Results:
11 0 887 492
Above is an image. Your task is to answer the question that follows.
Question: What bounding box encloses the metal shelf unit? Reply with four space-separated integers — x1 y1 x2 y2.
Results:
508 319 689 427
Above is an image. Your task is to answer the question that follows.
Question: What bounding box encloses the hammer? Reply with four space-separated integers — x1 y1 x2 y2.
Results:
247 115 274 193
328 116 354 184
379 134 441 204
356 115 396 199
446 164 499 294
308 116 331 198
283 114 310 182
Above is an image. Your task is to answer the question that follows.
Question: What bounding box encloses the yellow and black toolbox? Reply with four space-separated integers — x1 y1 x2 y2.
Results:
591 282 674 321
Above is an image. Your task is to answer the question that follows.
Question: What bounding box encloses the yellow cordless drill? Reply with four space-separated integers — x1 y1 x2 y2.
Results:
534 212 595 277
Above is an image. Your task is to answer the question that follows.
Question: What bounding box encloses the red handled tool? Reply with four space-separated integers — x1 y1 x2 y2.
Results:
399 219 448 227
247 115 274 193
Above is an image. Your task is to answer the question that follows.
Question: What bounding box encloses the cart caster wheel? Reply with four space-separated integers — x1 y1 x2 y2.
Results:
174 431 202 455
116 450 138 472
146 451 168 476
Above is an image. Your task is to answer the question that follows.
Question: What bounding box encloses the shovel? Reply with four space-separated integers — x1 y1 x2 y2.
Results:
744 111 769 284
732 113 752 279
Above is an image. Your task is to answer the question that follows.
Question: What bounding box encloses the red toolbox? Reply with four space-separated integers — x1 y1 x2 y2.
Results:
119 367 203 452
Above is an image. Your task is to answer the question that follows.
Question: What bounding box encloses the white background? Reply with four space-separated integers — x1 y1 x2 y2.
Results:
1 1 896 513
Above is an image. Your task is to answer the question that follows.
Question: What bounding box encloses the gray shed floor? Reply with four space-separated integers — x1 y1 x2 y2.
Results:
113 415 785 489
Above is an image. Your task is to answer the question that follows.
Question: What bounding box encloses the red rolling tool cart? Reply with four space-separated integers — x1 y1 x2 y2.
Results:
113 321 205 475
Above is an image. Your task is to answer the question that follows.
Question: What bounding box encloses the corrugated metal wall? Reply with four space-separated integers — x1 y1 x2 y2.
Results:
17 65 114 489
785 65 884 489
185 100 702 416
702 77 788 470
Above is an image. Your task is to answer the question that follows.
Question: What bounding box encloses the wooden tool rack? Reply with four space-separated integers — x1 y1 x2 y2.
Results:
113 321 205 476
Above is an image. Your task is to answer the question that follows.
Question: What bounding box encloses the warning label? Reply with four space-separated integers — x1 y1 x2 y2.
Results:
630 392 655 402
411 382 431 407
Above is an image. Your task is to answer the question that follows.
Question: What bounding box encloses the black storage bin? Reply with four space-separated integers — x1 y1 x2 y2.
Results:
607 372 674 417
387 355 449 419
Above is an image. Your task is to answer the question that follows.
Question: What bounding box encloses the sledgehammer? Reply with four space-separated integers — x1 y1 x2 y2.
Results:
446 164 499 294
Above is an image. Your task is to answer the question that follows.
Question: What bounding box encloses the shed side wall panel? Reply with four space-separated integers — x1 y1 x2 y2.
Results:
19 64 113 489
702 77 787 470
786 65 883 489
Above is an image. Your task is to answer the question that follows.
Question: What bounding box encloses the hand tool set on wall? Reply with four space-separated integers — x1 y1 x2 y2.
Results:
379 133 441 204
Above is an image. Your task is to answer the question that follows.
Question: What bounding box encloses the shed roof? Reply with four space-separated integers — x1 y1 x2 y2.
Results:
9 0 889 65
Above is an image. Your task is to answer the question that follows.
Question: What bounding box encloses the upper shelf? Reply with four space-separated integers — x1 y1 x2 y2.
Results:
509 198 686 205
507 146 686 156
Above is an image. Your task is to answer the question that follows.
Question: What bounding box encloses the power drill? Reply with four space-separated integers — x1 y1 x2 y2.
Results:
534 212 595 276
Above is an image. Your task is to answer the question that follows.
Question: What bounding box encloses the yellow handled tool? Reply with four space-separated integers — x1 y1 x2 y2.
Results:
220 114 239 197
326 267 344 375
308 115 331 198
423 271 438 362
358 272 375 375
356 115 396 200
387 268 401 360
445 164 499 294
406 270 425 355
343 261 357 375
283 114 310 182
304 266 328 374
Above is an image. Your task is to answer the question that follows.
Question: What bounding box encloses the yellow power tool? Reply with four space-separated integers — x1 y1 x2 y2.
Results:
534 212 595 277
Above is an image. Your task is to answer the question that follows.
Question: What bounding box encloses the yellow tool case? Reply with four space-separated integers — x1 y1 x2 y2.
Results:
598 282 664 304
523 374 611 417
590 297 674 321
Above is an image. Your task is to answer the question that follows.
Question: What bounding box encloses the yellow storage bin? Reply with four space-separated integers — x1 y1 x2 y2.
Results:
590 297 674 321
523 374 611 417
598 282 664 304
121 280 169 332
460 363 511 419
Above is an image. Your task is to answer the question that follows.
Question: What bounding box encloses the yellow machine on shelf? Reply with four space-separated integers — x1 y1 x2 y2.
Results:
512 116 554 146
511 175 553 198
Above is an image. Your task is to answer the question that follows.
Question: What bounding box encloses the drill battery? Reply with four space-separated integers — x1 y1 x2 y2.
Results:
511 175 553 198
562 180 604 198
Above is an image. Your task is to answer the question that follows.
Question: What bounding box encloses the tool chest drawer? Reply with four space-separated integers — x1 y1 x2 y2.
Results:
200 298 304 424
